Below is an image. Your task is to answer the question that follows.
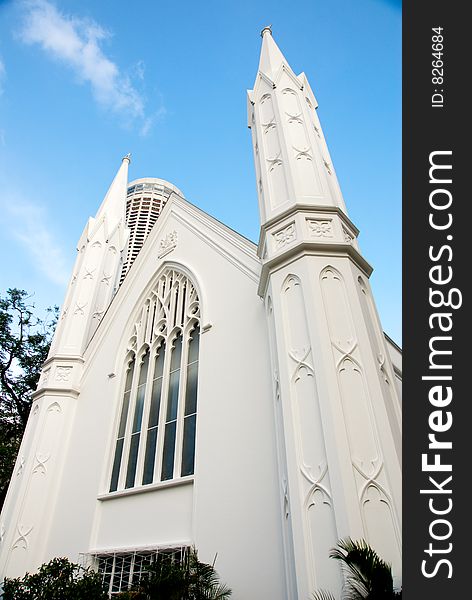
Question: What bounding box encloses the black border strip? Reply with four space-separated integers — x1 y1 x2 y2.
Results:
403 2 467 597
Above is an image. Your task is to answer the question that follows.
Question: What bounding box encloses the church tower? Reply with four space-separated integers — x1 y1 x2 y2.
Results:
0 157 130 577
247 28 402 598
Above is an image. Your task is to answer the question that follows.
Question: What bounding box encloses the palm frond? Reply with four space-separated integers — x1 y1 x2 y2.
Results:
313 589 338 600
329 538 394 600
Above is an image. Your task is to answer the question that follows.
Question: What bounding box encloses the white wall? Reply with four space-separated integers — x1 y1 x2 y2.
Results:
41 198 286 599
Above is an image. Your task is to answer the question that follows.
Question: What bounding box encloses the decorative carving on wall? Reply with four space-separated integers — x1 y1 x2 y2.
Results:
377 353 390 384
282 478 290 518
101 272 112 286
32 403 39 416
262 117 276 134
32 453 50 476
273 223 296 249
273 369 281 403
92 310 104 323
307 220 333 238
41 368 51 385
11 524 33 551
47 401 62 413
282 273 339 591
158 231 178 258
83 266 95 280
258 91 289 207
320 266 400 556
286 111 304 125
55 366 72 382
323 159 332 175
355 460 389 505
342 226 354 243
302 462 332 506
16 456 25 477
74 301 87 316
266 153 283 172
293 145 313 161
290 348 314 382
91 241 102 249
358 276 392 385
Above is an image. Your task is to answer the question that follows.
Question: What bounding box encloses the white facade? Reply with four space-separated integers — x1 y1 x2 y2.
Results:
0 30 402 599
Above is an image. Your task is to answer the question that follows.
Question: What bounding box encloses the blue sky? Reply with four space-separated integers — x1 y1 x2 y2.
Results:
0 0 402 343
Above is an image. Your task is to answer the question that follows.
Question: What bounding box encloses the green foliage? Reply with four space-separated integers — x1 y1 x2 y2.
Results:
119 547 232 600
2 557 107 600
0 288 58 508
313 538 401 600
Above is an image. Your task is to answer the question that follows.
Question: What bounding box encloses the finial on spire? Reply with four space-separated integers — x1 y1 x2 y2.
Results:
261 25 272 37
123 153 131 163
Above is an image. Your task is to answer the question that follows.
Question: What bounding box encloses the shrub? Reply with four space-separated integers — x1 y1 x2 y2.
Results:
3 557 108 600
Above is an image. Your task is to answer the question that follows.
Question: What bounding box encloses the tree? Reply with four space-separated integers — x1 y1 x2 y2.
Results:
313 538 401 600
2 557 108 599
121 547 232 600
0 288 58 509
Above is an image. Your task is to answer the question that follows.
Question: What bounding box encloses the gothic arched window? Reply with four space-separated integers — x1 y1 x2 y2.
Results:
109 268 200 492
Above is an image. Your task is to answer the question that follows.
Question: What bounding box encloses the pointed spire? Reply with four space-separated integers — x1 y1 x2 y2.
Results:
95 154 130 230
257 26 289 81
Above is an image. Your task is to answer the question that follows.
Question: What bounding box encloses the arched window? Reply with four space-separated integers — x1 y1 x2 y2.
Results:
109 268 200 492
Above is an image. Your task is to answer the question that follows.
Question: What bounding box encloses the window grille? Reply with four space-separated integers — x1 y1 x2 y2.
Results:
90 546 189 597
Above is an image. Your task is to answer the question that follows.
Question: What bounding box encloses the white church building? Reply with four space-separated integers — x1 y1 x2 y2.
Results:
0 29 402 599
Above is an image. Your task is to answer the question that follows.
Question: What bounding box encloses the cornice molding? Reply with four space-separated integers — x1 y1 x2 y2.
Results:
32 387 81 400
258 240 373 297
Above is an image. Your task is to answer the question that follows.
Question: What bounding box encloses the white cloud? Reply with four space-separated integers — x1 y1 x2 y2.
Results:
2 197 70 287
18 0 145 120
140 104 167 137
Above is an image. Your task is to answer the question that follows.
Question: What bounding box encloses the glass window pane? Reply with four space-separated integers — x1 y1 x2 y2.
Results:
161 421 176 480
148 377 162 428
118 391 131 438
110 438 124 492
188 327 200 364
170 335 182 371
167 370 180 421
142 427 158 485
184 362 198 416
155 344 165 378
125 359 135 391
166 335 182 422
138 351 150 385
181 415 196 476
125 434 140 488
148 345 165 428
133 386 145 433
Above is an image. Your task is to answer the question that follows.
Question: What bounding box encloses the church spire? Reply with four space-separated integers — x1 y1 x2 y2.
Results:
46 156 131 358
248 29 348 227
257 25 288 82
249 30 402 599
94 154 130 231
